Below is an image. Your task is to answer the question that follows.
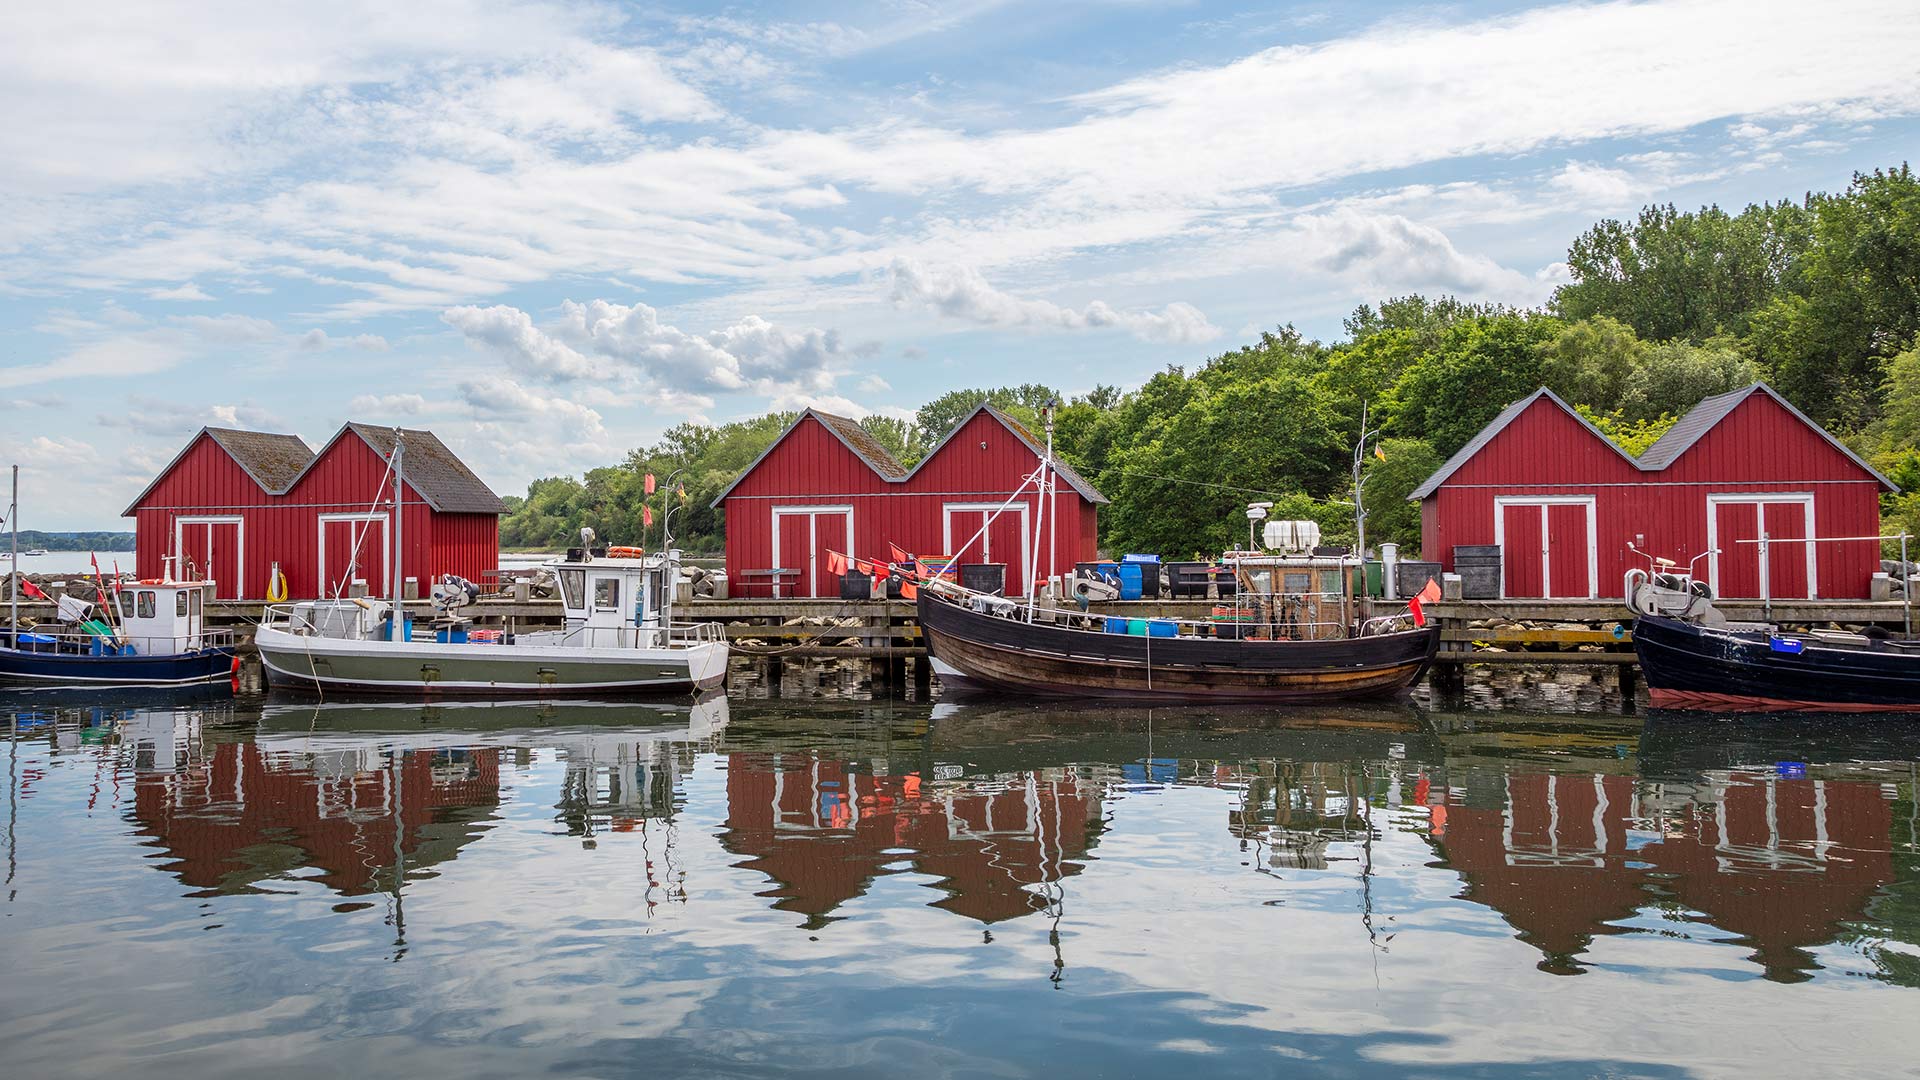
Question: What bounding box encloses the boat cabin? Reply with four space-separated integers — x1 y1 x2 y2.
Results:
1222 552 1359 641
110 580 218 654
552 548 681 648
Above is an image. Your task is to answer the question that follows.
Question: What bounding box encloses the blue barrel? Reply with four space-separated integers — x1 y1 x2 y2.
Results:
1103 616 1129 634
1127 618 1148 635
1117 563 1144 600
1146 619 1177 637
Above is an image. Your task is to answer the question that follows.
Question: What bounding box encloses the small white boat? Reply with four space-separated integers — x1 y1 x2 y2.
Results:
253 433 727 697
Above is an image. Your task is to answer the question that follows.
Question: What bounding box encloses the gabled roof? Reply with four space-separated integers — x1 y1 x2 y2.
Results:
122 427 315 515
710 404 1109 507
913 404 1107 504
1408 388 1637 500
304 424 507 514
1635 383 1896 489
709 409 907 506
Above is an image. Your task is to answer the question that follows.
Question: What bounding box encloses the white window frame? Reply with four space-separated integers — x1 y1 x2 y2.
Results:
173 515 244 597
943 501 1033 596
770 505 853 598
1706 493 1818 600
1492 495 1598 599
317 512 391 598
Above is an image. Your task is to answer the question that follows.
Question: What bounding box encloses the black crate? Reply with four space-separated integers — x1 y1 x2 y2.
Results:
1459 565 1501 599
960 563 1006 596
1165 562 1207 598
839 572 872 600
1396 561 1443 598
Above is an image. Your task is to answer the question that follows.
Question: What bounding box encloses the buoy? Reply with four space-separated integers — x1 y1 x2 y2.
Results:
266 563 288 603
1611 622 1629 641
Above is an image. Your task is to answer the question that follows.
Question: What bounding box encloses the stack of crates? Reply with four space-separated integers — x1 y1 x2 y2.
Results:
1452 545 1501 599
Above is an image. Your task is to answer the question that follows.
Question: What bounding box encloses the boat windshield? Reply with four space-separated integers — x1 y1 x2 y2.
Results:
557 568 584 609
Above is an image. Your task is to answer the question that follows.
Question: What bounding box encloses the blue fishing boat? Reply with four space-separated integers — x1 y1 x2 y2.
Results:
2 466 238 687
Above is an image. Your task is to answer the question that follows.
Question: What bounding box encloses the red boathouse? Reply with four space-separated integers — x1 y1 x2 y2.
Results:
1410 383 1896 600
124 424 506 600
712 406 1107 598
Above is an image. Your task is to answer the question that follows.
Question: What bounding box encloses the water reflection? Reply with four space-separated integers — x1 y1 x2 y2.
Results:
2 692 1918 1076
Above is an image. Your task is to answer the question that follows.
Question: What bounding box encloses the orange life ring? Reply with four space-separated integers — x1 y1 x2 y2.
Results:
606 545 646 559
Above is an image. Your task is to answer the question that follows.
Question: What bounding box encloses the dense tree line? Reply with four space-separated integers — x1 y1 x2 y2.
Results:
4 531 137 552
500 164 1920 557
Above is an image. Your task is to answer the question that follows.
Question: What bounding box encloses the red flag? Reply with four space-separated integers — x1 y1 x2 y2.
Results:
1409 592 1426 627
899 579 918 600
1409 579 1440 627
853 558 873 575
18 577 47 600
1417 578 1442 604
826 550 847 577
889 543 911 564
644 473 657 495
643 505 654 528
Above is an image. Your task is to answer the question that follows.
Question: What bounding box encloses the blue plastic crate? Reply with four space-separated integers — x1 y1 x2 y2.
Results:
1103 616 1129 634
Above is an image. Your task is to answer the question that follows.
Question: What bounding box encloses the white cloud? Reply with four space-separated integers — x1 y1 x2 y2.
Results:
887 259 1222 344
457 375 608 439
166 314 277 343
300 329 392 352
445 299 861 407
96 398 277 437
1298 211 1542 305
348 393 429 416
857 374 892 392
148 283 212 302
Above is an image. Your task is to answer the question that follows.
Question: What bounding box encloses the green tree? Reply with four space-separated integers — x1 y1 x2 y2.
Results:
1360 437 1443 555
912 384 1059 446
1386 313 1561 454
858 414 926 467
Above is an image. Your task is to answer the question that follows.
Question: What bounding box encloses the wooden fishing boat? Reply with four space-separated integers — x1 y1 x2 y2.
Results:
918 588 1435 701
1633 613 1920 712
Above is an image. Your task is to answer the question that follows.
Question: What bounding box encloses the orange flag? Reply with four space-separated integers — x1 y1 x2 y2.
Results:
1409 578 1440 627
826 550 847 577
889 543 911 564
643 505 654 528
899 579 918 600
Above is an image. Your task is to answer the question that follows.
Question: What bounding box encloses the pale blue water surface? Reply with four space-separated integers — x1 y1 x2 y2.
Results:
2 689 1917 1078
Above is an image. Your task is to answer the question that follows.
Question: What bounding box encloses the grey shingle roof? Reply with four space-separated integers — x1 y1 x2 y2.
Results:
965 405 1108 505
122 426 316 514
1408 389 1636 500
812 411 909 479
344 424 507 514
1633 385 1754 470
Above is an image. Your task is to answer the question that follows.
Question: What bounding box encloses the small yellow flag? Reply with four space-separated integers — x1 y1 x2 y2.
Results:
1373 443 1387 461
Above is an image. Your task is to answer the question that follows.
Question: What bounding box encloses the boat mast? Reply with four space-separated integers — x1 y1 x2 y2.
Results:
1352 402 1371 567
391 430 405 642
1028 403 1055 619
7 465 16 638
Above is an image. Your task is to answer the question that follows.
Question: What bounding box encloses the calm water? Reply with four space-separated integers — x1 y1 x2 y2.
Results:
2 689 1918 1079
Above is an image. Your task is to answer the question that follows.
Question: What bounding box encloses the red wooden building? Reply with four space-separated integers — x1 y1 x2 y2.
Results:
713 405 1107 598
1411 383 1896 600
124 423 506 600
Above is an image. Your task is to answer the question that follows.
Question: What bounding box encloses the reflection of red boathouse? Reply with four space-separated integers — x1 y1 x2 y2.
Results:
130 743 503 896
1432 771 1894 980
722 752 1103 927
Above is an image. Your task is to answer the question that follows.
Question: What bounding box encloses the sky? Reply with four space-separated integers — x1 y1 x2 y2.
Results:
4 0 1919 530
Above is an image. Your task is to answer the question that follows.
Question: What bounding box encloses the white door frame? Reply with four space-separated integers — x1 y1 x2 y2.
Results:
173 515 244 596
318 512 391 598
943 501 1032 595
770 505 853 598
1492 495 1598 599
1706 493 1817 600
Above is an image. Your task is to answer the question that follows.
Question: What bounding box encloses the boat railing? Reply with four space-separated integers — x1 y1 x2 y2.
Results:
956 587 1373 640
3 627 238 654
667 621 725 645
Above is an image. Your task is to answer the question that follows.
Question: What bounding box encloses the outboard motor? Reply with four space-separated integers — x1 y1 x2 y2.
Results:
1070 573 1120 611
431 574 480 615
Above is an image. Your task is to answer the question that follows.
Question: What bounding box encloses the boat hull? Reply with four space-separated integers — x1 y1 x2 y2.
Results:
1633 614 1920 712
918 594 1437 701
0 645 237 687
255 626 729 698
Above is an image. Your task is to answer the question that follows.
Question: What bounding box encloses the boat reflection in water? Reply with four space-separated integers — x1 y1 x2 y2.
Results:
3 693 1918 1077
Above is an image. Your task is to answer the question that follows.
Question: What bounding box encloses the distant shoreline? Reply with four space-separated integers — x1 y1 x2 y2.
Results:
4 531 136 552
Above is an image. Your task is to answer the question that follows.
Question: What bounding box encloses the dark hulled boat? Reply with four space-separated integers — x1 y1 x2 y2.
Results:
1633 612 1920 712
918 590 1438 702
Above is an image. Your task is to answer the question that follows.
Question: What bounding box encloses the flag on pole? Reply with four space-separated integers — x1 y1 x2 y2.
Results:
18 577 47 600
643 505 654 528
889 543 911 564
1409 577 1441 627
1374 443 1387 461
826 550 848 577
899 579 918 600
644 473 657 495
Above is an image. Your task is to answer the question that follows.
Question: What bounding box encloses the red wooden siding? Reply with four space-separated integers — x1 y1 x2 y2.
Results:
1420 389 1888 600
128 428 500 600
720 410 1102 598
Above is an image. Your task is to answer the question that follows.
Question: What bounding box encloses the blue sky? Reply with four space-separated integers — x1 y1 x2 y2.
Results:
4 0 1918 529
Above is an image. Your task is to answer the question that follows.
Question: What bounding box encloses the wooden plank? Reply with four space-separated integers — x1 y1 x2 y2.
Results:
1439 629 1627 645
1433 650 1637 665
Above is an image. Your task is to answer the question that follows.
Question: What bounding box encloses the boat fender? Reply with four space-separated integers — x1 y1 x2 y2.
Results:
1611 623 1628 641
266 563 288 603
230 655 241 674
